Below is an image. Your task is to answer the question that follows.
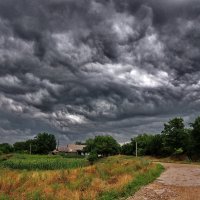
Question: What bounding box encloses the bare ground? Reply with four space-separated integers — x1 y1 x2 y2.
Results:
127 163 200 200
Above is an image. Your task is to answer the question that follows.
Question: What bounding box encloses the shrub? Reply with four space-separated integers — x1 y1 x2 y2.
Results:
87 152 98 164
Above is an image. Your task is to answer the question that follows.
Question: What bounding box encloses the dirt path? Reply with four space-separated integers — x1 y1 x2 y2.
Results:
127 163 200 200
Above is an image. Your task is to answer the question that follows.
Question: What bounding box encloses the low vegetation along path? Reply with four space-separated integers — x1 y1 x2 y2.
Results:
127 162 200 200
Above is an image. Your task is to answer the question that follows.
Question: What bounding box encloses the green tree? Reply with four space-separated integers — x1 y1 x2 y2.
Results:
25 139 38 154
13 133 56 154
121 142 134 155
84 135 120 157
0 143 14 154
13 141 27 152
13 139 38 153
84 138 95 153
131 134 154 156
161 117 187 154
34 132 56 154
147 134 165 156
87 151 98 164
190 116 200 159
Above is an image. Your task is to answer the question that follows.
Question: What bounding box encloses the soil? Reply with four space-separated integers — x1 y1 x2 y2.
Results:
127 162 200 200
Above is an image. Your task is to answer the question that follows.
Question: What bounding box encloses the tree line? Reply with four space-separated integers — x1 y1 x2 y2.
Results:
82 116 200 162
0 116 200 161
121 117 200 160
0 133 56 154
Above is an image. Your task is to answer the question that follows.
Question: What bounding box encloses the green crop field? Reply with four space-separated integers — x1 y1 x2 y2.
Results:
0 154 88 170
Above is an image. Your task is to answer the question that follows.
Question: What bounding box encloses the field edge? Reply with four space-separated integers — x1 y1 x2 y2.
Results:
98 163 165 200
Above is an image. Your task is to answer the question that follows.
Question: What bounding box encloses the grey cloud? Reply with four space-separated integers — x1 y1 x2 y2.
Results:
0 0 200 144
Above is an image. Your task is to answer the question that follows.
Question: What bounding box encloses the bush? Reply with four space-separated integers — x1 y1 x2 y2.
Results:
87 152 98 164
0 143 14 154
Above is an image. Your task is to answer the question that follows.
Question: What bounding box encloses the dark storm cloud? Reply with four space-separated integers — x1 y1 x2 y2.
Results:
0 0 200 144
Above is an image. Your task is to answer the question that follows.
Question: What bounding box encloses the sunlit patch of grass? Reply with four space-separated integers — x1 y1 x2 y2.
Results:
0 155 164 200
98 164 164 200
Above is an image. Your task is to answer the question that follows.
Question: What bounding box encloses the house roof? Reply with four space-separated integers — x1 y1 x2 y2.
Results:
55 144 86 153
57 146 68 152
67 144 86 152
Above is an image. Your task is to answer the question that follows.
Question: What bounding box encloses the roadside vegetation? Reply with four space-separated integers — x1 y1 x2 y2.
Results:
0 155 163 200
121 116 200 161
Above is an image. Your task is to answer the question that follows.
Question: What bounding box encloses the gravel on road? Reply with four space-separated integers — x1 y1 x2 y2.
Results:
127 163 200 200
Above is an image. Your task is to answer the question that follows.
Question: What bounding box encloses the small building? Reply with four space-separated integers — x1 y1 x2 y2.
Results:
52 144 86 155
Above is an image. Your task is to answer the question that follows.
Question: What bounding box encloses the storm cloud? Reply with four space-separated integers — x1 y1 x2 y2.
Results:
0 0 200 144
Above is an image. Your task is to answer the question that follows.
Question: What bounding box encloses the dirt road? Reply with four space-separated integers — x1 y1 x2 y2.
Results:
127 163 200 200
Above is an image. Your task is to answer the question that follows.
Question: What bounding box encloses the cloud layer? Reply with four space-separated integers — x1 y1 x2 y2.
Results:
0 0 200 144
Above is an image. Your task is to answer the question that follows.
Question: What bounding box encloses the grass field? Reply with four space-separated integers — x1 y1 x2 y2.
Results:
0 154 88 170
0 155 164 200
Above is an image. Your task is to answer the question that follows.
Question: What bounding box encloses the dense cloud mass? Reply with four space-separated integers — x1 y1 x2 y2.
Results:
0 0 200 144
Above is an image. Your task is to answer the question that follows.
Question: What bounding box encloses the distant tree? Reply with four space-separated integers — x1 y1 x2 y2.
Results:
34 132 56 154
84 135 120 157
84 138 94 153
25 139 38 154
0 143 14 154
131 134 154 156
161 117 187 155
147 134 165 156
13 139 38 153
13 133 56 154
190 116 200 159
13 141 28 152
121 142 134 155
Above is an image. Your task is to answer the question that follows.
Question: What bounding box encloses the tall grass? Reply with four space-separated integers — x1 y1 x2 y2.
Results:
98 164 164 200
0 155 164 200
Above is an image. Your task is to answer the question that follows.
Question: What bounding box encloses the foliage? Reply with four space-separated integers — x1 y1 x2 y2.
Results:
84 135 120 157
87 151 98 164
147 134 165 156
13 139 37 154
190 117 200 159
132 134 155 156
13 132 56 154
34 132 56 154
0 143 14 154
121 117 200 158
13 141 29 153
122 134 165 157
161 117 188 155
121 143 134 155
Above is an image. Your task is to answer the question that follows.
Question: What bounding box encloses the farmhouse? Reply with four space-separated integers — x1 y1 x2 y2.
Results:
52 144 86 155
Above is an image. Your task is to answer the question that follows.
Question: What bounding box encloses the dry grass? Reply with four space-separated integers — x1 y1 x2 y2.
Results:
0 155 157 200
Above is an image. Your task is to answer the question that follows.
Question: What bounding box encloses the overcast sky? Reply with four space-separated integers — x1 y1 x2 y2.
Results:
0 0 200 144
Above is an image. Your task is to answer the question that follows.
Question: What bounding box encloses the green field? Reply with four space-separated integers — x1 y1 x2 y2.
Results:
0 154 88 170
